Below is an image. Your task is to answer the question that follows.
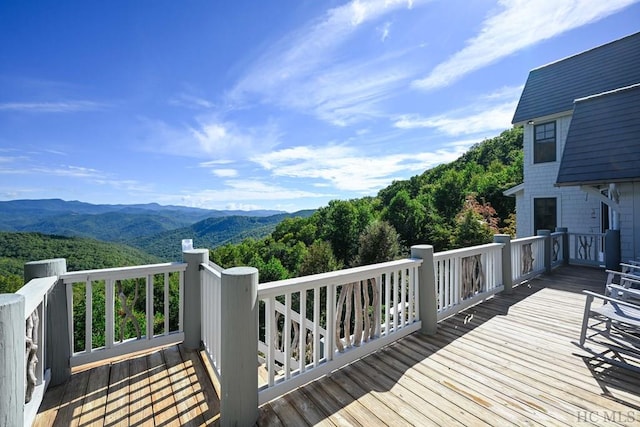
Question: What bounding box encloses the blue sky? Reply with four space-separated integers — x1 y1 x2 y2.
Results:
1 0 638 212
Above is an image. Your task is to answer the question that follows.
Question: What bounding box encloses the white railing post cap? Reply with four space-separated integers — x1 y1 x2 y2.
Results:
223 266 258 276
183 248 209 255
0 293 24 307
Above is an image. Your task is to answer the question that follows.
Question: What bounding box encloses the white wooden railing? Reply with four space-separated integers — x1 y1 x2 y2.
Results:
256 258 422 404
61 262 187 366
568 232 604 267
434 243 503 321
16 275 58 427
200 261 223 382
510 236 546 284
5 228 614 425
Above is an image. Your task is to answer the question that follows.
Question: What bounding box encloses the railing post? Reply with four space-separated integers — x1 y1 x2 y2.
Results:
411 245 437 335
493 234 513 294
0 294 25 426
183 249 209 349
24 258 69 386
537 230 552 275
220 267 259 427
556 227 569 266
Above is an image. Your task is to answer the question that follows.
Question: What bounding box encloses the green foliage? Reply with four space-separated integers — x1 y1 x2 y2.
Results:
298 241 342 276
209 126 523 279
353 221 401 266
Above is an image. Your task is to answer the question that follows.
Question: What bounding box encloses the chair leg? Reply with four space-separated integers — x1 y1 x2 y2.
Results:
580 294 594 346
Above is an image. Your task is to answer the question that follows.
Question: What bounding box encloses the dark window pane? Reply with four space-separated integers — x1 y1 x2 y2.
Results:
534 198 557 233
534 121 556 163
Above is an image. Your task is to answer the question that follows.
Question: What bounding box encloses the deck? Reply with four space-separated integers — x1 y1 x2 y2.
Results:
35 265 640 426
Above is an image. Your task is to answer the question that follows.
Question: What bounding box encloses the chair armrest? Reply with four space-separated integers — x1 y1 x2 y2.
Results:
607 284 640 302
582 290 640 309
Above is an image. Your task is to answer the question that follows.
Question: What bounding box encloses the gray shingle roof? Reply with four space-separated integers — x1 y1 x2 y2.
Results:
512 32 640 124
556 84 640 186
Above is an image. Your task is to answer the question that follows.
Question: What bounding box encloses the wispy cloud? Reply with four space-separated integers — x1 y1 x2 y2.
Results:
230 0 426 125
168 93 215 109
394 85 522 135
253 143 467 192
175 180 330 207
0 100 107 113
141 115 281 160
413 0 638 90
210 168 238 178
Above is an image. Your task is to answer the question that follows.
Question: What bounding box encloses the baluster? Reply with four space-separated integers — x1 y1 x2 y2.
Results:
299 290 306 372
85 279 92 352
105 279 114 349
265 297 275 387
334 284 347 352
164 272 169 335
284 293 291 379
313 287 320 367
373 276 381 338
384 274 390 336
353 281 362 346
362 279 370 342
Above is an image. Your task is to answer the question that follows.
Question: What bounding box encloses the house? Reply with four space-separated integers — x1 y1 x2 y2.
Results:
506 31 640 264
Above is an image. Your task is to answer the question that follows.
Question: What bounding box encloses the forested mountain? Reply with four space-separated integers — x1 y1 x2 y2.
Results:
0 231 161 293
210 127 523 282
132 210 316 260
0 199 285 237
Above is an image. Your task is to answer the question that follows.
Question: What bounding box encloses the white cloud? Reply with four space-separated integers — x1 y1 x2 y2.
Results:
413 0 638 90
0 100 107 113
169 93 215 109
230 0 426 125
394 85 522 135
211 169 238 178
378 21 392 42
175 180 330 207
253 143 467 192
141 115 281 160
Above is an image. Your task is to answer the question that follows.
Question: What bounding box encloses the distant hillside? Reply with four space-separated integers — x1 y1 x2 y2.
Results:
0 199 285 233
133 210 316 261
0 231 162 293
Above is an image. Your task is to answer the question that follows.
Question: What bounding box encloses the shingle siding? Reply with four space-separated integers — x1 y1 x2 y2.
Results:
512 32 640 124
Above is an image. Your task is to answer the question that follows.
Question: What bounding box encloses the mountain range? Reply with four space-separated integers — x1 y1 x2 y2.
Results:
0 199 313 260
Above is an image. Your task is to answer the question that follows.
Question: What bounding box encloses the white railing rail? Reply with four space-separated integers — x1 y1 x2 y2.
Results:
256 258 423 404
433 243 504 321
510 235 546 284
61 262 187 367
200 261 223 382
16 275 58 427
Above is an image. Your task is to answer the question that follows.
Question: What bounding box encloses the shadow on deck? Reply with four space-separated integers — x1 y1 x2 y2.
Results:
36 266 640 426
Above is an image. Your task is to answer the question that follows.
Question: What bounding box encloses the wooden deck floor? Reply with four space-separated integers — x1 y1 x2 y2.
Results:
36 266 640 426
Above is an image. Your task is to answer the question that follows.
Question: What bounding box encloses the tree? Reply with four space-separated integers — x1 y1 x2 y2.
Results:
381 190 426 248
353 221 401 266
298 241 342 276
452 195 498 248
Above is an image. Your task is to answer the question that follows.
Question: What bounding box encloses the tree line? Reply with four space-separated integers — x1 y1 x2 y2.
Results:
211 127 523 282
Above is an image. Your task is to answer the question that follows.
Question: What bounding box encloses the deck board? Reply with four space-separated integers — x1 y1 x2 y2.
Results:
35 265 640 426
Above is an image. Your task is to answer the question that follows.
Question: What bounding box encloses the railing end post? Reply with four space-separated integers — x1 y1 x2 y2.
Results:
537 229 552 274
0 293 26 426
24 258 70 387
411 245 437 336
183 249 209 350
220 266 259 427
